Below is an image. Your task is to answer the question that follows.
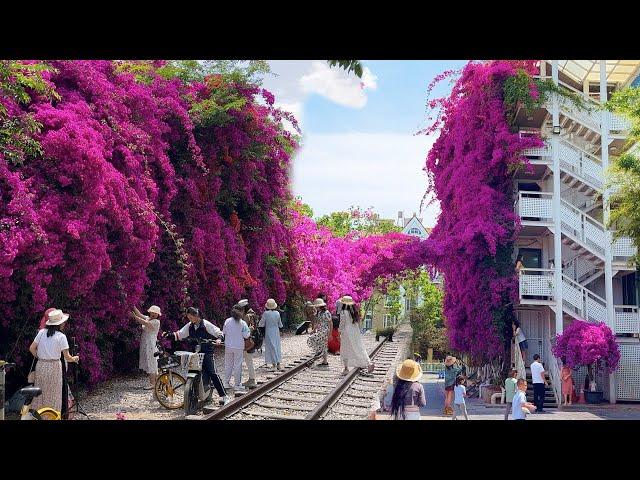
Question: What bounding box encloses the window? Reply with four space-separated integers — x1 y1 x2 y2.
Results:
364 317 372 330
408 227 421 236
385 295 393 307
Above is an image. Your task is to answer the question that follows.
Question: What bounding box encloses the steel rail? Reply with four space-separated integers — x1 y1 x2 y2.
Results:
304 338 388 420
197 354 318 420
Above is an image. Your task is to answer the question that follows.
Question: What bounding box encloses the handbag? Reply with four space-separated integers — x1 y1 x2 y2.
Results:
244 337 255 352
27 356 37 384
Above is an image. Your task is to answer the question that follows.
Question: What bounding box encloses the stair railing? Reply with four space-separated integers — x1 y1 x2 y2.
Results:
543 335 562 406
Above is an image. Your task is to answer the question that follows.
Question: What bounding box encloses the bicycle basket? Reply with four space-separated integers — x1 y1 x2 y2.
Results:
187 352 205 370
158 354 181 370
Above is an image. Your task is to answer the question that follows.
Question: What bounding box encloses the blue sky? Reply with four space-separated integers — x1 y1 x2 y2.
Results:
263 60 467 227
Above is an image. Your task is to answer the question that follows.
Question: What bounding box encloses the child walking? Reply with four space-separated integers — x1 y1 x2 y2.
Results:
452 375 469 420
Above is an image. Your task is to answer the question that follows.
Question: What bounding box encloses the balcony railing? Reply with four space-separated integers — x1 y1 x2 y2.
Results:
614 305 640 335
519 268 555 300
517 191 553 222
612 237 637 262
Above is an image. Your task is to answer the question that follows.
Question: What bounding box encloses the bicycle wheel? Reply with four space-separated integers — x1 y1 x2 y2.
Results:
184 377 198 415
35 407 61 420
155 371 186 409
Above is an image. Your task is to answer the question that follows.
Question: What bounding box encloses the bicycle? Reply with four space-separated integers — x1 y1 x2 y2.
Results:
153 341 186 410
181 337 224 416
1 361 60 420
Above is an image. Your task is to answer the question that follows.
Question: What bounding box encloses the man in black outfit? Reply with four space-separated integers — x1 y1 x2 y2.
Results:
165 307 229 404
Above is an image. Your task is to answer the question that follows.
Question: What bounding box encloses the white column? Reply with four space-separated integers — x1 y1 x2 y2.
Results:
600 60 616 403
552 60 564 335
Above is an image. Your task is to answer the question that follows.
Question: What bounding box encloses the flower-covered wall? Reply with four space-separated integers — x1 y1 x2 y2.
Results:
0 60 298 382
418 60 543 361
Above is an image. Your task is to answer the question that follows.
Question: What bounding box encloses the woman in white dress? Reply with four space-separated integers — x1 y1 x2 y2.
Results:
130 305 161 390
338 296 375 375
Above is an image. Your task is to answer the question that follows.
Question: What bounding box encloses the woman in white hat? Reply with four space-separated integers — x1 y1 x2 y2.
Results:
28 309 79 413
390 359 426 420
259 298 284 370
130 305 162 391
307 297 332 366
338 295 375 375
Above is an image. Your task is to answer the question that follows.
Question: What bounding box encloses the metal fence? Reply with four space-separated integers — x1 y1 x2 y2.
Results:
420 361 445 374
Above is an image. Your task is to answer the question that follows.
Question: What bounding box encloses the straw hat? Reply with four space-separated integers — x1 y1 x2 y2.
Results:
147 305 162 316
339 295 355 305
265 298 278 310
45 309 69 326
237 299 249 307
444 355 457 367
396 359 423 382
313 298 326 307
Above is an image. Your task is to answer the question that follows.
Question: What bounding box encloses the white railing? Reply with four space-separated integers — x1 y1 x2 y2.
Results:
546 89 631 133
543 335 562 406
513 340 527 381
614 305 640 335
517 191 553 222
564 255 599 283
558 138 603 189
560 199 607 258
519 268 555 300
612 237 637 262
562 274 608 324
607 110 632 132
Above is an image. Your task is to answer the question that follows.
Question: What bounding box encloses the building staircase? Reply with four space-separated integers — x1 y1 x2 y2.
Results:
525 367 558 409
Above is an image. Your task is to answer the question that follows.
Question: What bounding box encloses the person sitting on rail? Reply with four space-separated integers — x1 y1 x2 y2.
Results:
163 307 228 402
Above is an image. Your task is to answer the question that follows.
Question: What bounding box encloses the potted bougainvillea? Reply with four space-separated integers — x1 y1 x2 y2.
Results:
551 320 620 404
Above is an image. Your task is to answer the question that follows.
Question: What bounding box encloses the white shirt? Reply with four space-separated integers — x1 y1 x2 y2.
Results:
223 318 250 350
34 329 69 360
454 385 466 404
530 360 545 384
174 320 222 341
511 391 527 419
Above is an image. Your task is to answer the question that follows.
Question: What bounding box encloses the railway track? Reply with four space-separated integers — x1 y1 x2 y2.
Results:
196 330 405 420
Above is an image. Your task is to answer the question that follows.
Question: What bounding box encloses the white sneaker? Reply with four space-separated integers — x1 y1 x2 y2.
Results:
223 395 232 405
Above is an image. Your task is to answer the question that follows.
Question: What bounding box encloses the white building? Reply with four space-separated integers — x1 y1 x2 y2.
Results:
514 60 640 403
395 211 441 321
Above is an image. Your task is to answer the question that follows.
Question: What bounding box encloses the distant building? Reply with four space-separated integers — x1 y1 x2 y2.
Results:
367 211 439 331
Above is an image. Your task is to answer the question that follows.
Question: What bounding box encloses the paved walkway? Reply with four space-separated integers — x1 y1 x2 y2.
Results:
378 373 640 420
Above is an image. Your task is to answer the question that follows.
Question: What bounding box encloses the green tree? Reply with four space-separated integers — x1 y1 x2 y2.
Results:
289 196 314 218
316 211 352 237
606 86 640 264
1 61 60 165
404 270 447 358
327 60 363 78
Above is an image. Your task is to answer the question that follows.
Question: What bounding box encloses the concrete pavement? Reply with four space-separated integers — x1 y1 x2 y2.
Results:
377 373 640 420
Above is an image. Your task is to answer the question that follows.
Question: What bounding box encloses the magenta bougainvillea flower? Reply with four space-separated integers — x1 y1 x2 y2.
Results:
416 60 543 360
552 320 620 372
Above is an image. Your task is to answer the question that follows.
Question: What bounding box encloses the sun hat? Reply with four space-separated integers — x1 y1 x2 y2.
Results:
147 305 162 316
265 298 278 310
45 309 70 326
313 298 326 307
237 299 249 307
396 359 423 382
339 295 355 305
444 355 457 367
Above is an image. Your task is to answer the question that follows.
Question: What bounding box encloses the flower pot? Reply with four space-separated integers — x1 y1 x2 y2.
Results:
584 390 604 404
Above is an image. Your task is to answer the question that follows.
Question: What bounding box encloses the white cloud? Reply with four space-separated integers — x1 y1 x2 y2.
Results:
292 132 440 227
299 61 377 109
